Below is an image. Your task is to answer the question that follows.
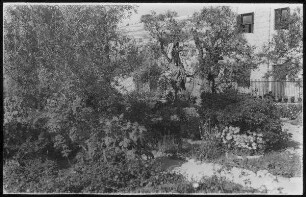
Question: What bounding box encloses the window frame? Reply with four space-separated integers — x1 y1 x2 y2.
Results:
239 12 254 33
275 7 290 30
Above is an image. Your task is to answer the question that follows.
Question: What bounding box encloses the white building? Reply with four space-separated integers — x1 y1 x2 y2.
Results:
235 4 302 80
235 4 303 99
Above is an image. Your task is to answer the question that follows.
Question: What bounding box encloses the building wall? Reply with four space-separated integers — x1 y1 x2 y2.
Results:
236 4 302 81
237 5 272 80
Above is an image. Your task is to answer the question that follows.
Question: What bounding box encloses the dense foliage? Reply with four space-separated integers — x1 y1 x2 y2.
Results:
200 89 246 126
217 150 301 178
3 4 299 194
3 4 139 161
191 6 259 91
277 103 303 120
199 91 291 155
4 157 162 193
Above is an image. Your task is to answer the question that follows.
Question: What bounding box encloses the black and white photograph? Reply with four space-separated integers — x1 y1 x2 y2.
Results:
3 3 303 194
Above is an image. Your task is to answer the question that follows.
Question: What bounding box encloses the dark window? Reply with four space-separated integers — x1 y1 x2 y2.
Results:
237 12 254 33
275 7 290 30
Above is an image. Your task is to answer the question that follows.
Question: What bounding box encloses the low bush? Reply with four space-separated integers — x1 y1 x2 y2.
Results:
219 126 265 156
196 176 261 193
180 107 202 140
123 92 153 125
123 92 184 146
132 174 261 193
200 90 246 127
130 172 191 193
76 114 153 164
3 158 59 193
216 150 301 178
199 92 291 154
3 156 264 194
192 127 225 161
3 157 163 193
69 159 161 193
277 103 303 120
217 97 291 153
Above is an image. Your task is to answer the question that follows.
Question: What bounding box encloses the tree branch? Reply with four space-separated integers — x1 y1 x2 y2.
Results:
158 37 172 63
192 29 204 65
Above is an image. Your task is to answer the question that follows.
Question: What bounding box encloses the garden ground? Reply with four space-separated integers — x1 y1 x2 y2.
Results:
3 116 303 194
154 117 303 194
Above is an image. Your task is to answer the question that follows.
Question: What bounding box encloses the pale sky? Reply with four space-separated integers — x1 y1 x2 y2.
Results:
4 3 299 26
124 3 205 25
120 3 298 25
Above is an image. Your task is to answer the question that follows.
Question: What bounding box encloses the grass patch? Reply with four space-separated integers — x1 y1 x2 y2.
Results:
214 150 301 178
131 175 263 193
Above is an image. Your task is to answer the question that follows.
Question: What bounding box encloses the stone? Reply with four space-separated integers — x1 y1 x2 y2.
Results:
257 170 269 178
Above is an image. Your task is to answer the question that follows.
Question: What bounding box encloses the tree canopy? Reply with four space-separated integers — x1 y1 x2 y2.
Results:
140 6 259 95
260 7 303 81
191 6 258 92
3 4 138 162
140 10 191 100
4 5 137 111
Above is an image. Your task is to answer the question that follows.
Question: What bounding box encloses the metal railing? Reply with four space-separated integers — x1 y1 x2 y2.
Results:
250 80 303 100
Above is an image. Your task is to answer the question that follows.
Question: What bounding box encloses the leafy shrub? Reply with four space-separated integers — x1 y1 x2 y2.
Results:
277 103 303 120
180 107 202 140
195 175 259 193
4 96 29 124
123 93 186 150
54 159 158 193
74 114 152 164
123 92 182 148
123 92 154 125
179 126 225 161
217 97 291 152
130 171 192 193
219 126 265 155
132 174 261 193
3 157 263 194
199 91 292 153
192 126 225 161
4 157 164 193
217 150 301 178
3 159 59 193
3 96 56 162
200 90 246 126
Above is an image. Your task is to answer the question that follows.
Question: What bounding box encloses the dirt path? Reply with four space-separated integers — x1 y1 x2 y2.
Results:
283 121 303 148
172 158 302 194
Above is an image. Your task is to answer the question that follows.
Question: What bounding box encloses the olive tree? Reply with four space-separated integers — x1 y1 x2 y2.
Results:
191 6 259 93
260 7 303 82
140 10 192 101
3 4 138 162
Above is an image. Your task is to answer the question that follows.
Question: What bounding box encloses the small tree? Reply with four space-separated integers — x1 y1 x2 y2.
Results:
132 41 163 93
141 10 191 102
191 6 259 93
260 7 303 81
3 4 138 162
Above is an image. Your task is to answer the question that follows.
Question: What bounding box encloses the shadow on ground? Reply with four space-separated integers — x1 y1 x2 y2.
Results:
285 140 301 150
